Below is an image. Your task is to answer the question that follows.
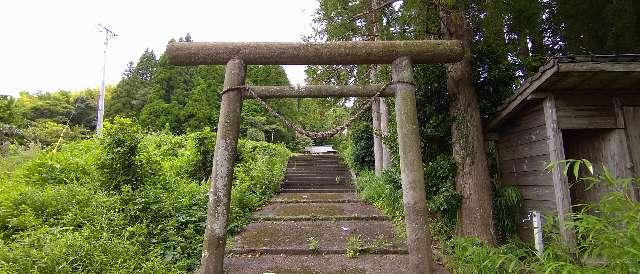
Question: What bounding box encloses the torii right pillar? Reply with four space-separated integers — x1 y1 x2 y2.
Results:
392 56 433 273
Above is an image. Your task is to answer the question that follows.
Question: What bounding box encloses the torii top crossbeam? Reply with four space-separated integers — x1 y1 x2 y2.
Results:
166 40 463 65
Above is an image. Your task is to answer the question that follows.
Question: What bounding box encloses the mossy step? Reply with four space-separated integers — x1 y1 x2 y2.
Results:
280 188 355 193
285 170 350 174
281 183 352 189
285 171 350 175
253 215 389 222
285 176 345 181
229 220 405 253
224 254 450 274
285 177 348 184
271 193 360 203
253 202 386 219
228 246 406 255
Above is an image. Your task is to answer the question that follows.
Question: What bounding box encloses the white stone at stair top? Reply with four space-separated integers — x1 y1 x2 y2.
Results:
304 145 337 154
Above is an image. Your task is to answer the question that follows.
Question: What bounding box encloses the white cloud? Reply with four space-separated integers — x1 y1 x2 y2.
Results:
0 0 318 96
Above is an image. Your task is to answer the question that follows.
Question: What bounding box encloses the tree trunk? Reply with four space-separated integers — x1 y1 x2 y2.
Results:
368 0 385 175
439 7 496 244
380 98 392 169
372 96 383 175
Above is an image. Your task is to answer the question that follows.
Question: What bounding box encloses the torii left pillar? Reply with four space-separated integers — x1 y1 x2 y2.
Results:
201 59 245 274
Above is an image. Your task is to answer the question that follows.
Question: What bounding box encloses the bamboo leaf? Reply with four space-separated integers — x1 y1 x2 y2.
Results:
572 161 581 178
582 159 593 175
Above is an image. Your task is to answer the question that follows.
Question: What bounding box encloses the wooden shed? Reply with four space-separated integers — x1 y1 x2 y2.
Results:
486 55 640 244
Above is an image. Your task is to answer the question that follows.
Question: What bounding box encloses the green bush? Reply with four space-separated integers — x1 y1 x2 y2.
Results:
353 154 460 240
22 120 87 147
445 160 640 273
97 117 145 191
0 118 290 273
348 121 374 171
229 139 290 233
423 154 460 240
493 185 523 241
355 169 405 233
245 127 266 142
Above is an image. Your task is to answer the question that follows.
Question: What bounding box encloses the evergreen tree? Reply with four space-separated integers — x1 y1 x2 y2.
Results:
0 95 19 125
108 49 158 118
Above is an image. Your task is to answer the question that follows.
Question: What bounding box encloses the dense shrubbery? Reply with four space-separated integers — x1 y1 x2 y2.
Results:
353 154 460 240
0 118 290 273
445 162 640 273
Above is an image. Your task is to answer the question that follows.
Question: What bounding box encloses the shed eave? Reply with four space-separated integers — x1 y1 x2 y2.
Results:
486 60 559 132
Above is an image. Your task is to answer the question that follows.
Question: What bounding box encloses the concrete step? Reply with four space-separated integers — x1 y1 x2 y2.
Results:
282 180 350 185
253 215 389 222
284 176 345 181
280 188 355 193
286 170 350 174
286 170 349 173
286 164 346 168
280 184 352 190
253 202 386 220
271 193 360 203
229 220 405 255
224 254 449 274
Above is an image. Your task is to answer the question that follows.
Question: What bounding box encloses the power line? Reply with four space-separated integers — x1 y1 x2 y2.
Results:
96 23 117 135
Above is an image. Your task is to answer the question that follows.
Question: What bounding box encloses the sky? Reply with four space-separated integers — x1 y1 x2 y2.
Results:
0 0 319 96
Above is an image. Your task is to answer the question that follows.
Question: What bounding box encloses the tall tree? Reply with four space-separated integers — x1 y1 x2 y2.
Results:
437 1 495 244
556 0 640 54
0 95 19 125
367 0 385 175
108 49 158 118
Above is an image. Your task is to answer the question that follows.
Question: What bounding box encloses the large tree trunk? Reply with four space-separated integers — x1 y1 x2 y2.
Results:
439 7 496 244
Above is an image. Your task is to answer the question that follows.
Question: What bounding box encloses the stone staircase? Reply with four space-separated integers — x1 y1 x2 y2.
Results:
224 154 446 273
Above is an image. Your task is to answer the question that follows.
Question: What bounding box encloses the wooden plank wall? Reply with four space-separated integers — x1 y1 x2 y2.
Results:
497 103 555 241
623 107 640 200
563 129 634 205
555 95 618 129
498 104 556 210
556 94 638 201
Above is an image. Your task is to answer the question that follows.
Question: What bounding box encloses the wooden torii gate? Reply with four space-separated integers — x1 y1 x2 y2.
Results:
166 40 463 274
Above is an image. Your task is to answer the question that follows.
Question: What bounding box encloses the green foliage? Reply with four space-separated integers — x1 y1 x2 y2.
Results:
97 117 145 191
354 155 460 240
424 154 460 239
0 119 290 273
0 95 20 125
308 237 319 253
446 161 640 273
108 49 158 118
189 127 216 181
493 186 523 241
348 121 374 171
0 143 41 181
229 139 290 233
345 235 365 258
556 0 640 54
22 120 87 147
445 237 533 274
355 170 404 227
245 127 266 142
16 91 75 125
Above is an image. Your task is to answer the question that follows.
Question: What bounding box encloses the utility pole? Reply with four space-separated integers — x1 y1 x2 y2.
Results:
96 23 117 135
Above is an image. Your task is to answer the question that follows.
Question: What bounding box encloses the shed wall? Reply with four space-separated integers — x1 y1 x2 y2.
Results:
497 103 555 241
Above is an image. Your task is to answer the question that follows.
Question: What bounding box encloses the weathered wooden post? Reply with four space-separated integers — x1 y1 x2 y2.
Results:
392 56 434 273
201 59 245 274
